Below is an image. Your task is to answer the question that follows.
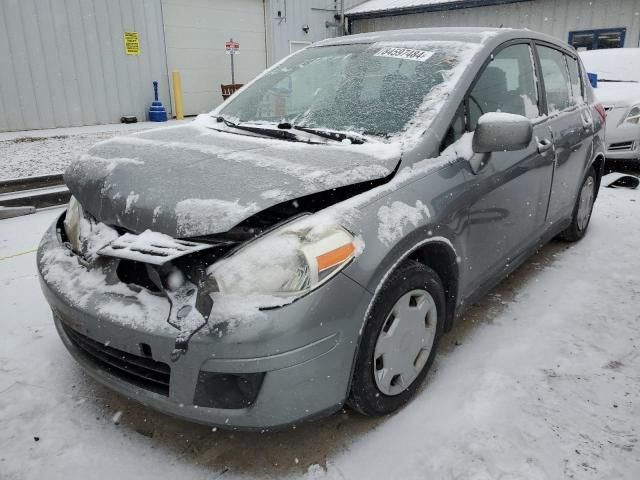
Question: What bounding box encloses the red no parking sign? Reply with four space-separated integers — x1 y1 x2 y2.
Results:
225 40 240 54
225 39 240 84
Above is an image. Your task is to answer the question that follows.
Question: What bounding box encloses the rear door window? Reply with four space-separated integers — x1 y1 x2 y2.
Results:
538 46 572 113
468 43 540 131
565 55 584 106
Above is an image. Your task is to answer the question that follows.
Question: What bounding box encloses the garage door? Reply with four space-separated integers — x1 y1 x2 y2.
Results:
163 0 268 115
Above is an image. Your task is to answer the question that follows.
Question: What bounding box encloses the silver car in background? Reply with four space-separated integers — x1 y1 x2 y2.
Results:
580 48 640 162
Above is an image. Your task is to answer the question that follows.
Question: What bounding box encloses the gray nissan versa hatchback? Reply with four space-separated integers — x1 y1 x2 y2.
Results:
38 28 605 429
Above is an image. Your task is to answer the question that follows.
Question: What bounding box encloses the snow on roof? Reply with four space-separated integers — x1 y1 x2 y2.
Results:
347 0 519 17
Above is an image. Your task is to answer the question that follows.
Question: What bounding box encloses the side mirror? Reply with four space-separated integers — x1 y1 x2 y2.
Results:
472 113 533 154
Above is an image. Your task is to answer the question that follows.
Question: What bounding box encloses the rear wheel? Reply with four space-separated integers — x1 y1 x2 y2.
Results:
558 167 597 242
348 261 445 416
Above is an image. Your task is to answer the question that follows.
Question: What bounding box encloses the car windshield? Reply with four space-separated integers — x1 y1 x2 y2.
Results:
217 41 476 139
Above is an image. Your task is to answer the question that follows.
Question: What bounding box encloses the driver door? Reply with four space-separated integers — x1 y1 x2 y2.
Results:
463 42 556 294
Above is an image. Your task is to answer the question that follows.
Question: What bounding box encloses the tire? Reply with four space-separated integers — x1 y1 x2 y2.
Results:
348 261 445 416
558 166 597 242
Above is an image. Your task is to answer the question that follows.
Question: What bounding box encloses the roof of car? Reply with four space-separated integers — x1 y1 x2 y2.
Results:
314 27 560 48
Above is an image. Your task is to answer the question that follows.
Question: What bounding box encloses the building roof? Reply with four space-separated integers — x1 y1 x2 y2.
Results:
346 0 528 18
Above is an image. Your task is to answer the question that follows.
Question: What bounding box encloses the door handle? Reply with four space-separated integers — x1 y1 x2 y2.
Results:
537 138 553 154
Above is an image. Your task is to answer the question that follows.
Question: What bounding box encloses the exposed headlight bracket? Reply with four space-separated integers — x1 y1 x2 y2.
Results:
146 264 214 362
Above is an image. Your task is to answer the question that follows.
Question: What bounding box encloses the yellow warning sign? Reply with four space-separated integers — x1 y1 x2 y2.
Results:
124 31 140 55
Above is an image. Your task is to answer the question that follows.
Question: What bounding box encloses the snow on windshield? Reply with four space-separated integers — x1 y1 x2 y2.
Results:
216 40 481 147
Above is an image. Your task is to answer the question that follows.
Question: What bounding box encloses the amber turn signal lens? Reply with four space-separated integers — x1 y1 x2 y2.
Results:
316 243 356 272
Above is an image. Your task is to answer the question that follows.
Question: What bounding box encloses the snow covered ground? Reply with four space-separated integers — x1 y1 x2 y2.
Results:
1 177 639 480
0 120 189 180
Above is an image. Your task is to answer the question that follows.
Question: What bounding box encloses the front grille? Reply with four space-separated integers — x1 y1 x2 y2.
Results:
609 141 635 152
62 323 171 396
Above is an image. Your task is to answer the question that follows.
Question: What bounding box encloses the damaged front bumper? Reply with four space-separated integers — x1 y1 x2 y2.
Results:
37 213 372 429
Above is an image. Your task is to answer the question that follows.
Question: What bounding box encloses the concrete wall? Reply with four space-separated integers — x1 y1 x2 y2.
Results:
350 0 640 48
162 0 268 115
0 0 171 132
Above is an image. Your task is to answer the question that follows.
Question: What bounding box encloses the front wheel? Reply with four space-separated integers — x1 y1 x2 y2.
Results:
558 167 597 242
347 261 445 416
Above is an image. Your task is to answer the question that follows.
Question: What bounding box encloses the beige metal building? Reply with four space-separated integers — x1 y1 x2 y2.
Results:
347 0 640 50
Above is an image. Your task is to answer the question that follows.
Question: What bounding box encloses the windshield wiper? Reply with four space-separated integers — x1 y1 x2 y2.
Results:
291 125 367 144
293 125 367 144
215 116 301 141
598 79 639 83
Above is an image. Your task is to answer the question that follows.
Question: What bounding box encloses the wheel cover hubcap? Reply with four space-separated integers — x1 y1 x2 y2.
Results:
577 177 595 232
373 289 437 396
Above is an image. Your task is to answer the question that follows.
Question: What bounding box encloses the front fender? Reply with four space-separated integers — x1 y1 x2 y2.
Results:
341 161 468 296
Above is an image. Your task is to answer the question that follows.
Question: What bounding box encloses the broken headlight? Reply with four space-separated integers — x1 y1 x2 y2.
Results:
625 105 640 124
62 196 119 260
207 217 359 306
63 196 83 253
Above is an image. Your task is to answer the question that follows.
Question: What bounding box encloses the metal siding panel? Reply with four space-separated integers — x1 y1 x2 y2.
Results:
79 0 111 124
93 0 124 120
38 0 72 127
0 0 169 132
20 0 57 129
50 0 84 126
350 0 638 42
0 84 7 133
351 0 640 48
0 1 26 130
268 0 356 63
630 0 640 47
118 0 140 118
3 0 41 130
64 0 99 124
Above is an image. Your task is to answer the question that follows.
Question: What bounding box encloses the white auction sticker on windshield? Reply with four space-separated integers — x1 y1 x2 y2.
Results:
374 47 434 62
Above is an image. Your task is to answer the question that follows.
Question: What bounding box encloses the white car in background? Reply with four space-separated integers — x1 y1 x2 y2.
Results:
580 48 640 162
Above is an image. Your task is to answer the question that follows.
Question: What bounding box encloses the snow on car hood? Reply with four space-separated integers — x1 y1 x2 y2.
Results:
592 82 640 108
64 120 401 237
580 48 640 83
580 49 640 107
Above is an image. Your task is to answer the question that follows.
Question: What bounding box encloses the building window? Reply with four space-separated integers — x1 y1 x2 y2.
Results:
569 28 626 51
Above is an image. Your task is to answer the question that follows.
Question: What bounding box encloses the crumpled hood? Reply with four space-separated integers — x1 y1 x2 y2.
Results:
65 120 400 237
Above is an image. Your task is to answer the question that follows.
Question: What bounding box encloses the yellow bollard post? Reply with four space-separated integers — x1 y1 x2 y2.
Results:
172 71 184 120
